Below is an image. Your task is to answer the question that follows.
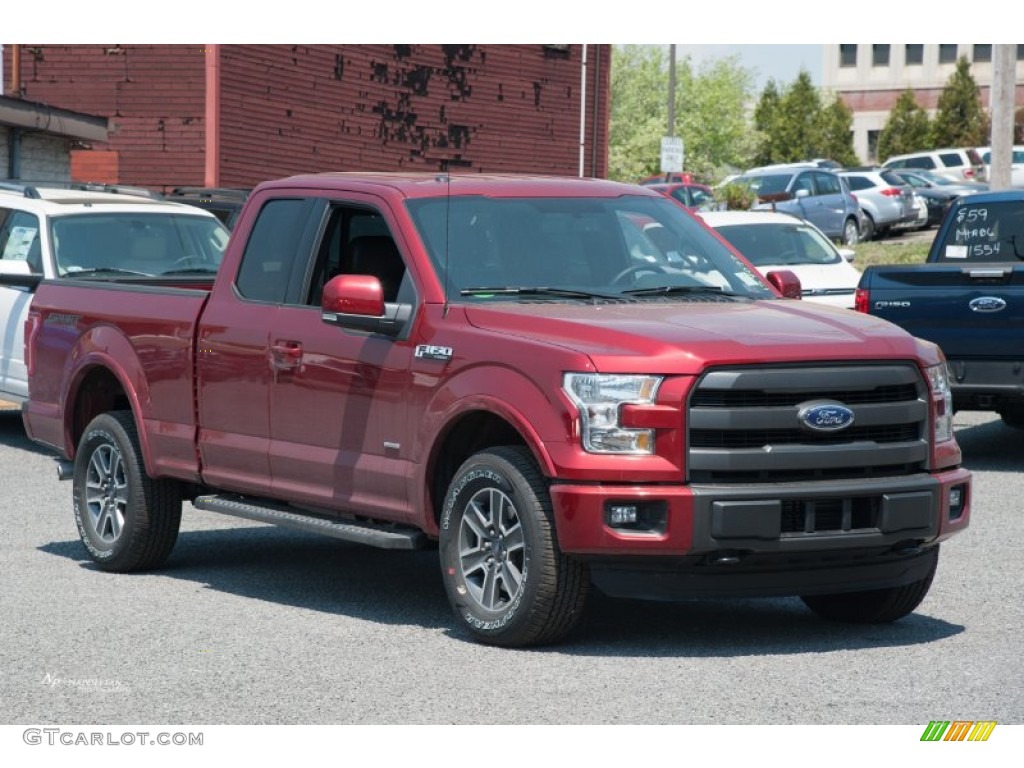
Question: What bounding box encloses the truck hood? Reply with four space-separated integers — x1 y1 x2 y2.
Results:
464 298 939 374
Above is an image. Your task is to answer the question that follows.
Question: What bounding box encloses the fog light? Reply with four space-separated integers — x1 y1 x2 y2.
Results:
949 485 966 520
608 505 639 526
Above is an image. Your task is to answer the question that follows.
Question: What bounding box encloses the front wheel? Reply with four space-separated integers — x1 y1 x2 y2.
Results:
800 548 938 623
439 446 589 647
73 411 182 572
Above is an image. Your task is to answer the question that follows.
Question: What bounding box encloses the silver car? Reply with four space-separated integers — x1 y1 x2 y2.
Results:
838 169 918 240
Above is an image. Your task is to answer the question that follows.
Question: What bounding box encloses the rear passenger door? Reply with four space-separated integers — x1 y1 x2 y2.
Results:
266 195 419 523
197 197 320 496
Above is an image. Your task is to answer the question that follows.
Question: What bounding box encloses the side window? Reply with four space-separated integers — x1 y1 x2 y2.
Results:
844 176 871 192
939 152 963 168
792 173 816 196
305 204 408 306
236 199 310 303
815 172 841 195
689 187 712 207
0 209 43 272
906 156 935 170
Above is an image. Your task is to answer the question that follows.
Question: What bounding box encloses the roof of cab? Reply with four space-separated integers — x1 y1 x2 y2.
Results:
253 172 659 200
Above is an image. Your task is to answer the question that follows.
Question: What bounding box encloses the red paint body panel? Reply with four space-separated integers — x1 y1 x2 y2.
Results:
23 173 971 562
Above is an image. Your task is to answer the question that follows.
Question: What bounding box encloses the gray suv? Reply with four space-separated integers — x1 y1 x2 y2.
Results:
733 165 863 245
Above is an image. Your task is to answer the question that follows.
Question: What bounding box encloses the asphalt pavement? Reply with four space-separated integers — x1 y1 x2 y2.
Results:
0 408 1021 726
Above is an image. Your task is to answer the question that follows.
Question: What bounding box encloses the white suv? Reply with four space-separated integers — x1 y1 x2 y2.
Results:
882 148 987 184
0 183 229 404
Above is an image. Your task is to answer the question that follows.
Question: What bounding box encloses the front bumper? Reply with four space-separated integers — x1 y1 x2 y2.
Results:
550 468 970 598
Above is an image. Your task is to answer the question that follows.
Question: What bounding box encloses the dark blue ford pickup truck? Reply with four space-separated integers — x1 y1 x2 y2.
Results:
856 190 1024 428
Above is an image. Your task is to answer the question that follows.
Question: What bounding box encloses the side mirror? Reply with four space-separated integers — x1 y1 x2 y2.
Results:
321 274 407 337
794 188 810 199
0 259 43 289
837 248 856 263
765 269 802 300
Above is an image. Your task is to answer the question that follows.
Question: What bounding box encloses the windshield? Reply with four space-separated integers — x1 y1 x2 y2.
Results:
712 222 841 267
933 201 1024 262
51 213 230 277
405 194 774 301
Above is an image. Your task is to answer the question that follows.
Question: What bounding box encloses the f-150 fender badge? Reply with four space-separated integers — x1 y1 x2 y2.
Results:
969 296 1007 313
798 401 855 433
415 344 453 361
874 300 911 309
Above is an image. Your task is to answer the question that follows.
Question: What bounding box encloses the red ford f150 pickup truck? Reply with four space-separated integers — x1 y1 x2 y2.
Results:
23 173 971 647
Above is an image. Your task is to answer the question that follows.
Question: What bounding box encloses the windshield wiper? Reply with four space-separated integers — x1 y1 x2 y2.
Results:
621 285 741 298
460 286 622 300
64 267 153 278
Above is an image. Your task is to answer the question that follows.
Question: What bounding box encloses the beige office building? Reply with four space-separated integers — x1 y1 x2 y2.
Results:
822 44 1024 163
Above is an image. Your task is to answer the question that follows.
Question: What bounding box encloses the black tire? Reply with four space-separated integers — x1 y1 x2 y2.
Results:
842 217 860 246
999 405 1024 429
860 212 876 241
800 548 938 623
73 410 182 572
439 446 589 647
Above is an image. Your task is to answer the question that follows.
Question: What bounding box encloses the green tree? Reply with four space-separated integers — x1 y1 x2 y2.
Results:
752 79 782 166
877 89 932 162
774 70 822 162
932 57 989 147
608 45 756 183
817 96 859 167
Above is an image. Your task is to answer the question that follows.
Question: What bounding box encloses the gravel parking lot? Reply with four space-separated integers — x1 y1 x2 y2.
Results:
1 407 1021 727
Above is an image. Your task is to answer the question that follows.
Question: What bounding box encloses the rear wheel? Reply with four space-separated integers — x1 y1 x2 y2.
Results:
800 548 938 623
1000 405 1024 429
859 212 876 241
73 410 182 572
439 446 589 647
842 217 860 246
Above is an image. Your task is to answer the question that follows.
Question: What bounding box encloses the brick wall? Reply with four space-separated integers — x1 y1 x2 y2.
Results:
7 44 610 191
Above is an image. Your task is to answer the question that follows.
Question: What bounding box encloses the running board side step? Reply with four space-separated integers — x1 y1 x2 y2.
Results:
193 494 427 550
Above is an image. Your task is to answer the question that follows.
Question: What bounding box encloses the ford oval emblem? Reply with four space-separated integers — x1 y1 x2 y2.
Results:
969 296 1007 313
798 401 855 433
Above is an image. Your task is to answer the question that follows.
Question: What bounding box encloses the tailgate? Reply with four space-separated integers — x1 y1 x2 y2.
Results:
862 263 1024 359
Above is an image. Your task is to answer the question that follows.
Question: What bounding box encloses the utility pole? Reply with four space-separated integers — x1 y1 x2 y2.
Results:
666 44 676 182
989 44 1015 191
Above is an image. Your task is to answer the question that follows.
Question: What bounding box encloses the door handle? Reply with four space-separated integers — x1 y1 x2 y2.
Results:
270 340 303 371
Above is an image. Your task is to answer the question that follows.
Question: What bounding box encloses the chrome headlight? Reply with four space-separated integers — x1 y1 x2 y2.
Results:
563 373 663 454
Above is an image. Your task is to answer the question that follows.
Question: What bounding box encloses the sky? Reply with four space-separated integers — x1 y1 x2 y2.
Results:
673 45 823 90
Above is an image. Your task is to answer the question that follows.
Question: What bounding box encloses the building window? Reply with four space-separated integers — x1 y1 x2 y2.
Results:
1018 45 1024 61
872 45 891 67
867 131 881 163
905 44 924 66
973 45 992 63
939 44 958 64
839 44 857 68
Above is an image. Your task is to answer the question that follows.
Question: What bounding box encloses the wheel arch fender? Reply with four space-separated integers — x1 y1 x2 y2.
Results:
61 324 154 473
416 364 570 535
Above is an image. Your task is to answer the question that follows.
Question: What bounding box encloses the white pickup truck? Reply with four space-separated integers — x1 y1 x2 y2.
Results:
0 183 229 404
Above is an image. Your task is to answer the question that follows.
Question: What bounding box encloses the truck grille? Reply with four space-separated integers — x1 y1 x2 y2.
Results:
688 364 929 484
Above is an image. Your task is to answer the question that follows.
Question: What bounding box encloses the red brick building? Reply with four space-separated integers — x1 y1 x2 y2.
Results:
3 44 611 191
